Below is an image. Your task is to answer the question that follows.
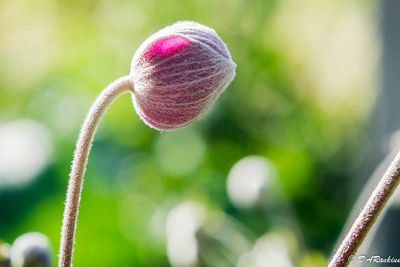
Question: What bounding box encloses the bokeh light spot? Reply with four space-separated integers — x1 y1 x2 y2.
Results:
0 119 52 188
227 156 277 209
155 129 206 177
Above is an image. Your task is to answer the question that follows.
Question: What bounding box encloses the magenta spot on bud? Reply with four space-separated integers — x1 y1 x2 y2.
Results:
145 36 190 58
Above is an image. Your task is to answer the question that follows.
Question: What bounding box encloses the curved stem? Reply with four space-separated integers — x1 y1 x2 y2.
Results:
58 76 133 267
328 150 400 267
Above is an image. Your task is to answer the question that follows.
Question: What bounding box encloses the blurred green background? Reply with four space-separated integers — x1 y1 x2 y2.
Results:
0 0 380 266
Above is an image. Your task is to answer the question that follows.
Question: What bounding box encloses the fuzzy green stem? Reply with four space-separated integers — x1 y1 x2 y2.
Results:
328 150 400 267
58 76 133 267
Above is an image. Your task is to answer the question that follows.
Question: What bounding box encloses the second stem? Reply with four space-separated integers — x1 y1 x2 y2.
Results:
329 150 400 267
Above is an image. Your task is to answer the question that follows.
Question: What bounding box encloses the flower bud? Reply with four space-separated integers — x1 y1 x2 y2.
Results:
10 233 51 267
131 21 236 130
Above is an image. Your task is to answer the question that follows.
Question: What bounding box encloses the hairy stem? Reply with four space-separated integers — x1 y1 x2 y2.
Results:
328 150 400 267
334 146 398 260
59 76 133 267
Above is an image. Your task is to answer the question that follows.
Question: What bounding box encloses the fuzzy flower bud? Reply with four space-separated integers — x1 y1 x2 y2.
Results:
130 21 236 130
10 233 51 267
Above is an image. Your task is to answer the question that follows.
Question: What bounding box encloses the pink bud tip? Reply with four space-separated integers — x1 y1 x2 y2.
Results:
130 21 236 130
144 36 190 58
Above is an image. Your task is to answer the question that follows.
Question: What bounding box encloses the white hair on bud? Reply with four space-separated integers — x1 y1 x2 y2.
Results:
130 21 236 130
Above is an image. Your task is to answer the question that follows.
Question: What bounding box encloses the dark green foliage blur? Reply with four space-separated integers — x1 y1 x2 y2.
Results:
0 0 378 266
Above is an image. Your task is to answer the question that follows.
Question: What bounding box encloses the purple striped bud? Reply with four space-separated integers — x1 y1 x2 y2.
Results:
131 21 236 130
